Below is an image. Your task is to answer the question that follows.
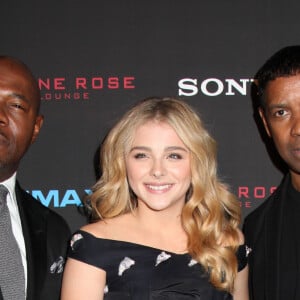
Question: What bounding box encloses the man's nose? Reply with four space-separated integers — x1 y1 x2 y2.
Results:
0 104 8 126
291 112 300 137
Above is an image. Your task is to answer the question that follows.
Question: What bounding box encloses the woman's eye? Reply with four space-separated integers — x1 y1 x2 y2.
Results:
168 153 182 160
134 153 147 159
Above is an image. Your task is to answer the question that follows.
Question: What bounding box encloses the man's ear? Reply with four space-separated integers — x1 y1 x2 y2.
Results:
31 114 44 144
258 108 271 137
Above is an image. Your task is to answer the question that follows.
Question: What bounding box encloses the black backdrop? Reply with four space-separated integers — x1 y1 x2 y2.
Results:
1 0 298 231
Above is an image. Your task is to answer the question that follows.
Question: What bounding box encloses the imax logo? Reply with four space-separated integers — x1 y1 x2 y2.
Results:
29 189 92 208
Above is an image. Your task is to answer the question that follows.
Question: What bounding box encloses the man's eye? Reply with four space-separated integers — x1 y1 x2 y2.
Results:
274 109 287 117
12 103 24 110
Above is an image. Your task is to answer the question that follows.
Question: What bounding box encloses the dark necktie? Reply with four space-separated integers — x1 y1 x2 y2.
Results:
0 184 25 300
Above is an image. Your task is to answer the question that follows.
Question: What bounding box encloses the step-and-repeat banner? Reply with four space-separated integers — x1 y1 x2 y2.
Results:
1 1 298 231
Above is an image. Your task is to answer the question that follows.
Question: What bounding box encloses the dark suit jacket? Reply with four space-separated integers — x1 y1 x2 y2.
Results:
243 174 291 300
0 182 71 300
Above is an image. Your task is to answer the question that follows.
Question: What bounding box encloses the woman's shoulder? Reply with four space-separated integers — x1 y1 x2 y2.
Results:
68 216 135 271
235 229 251 272
80 213 134 240
79 221 109 239
219 228 248 272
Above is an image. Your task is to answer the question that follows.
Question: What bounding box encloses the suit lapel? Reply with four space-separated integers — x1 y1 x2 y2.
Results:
15 183 48 300
264 175 290 300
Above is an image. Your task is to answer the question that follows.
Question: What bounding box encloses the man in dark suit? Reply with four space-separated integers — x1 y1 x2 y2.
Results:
243 46 300 300
0 56 70 300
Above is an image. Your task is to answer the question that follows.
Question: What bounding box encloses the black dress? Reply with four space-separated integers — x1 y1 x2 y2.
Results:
68 230 248 300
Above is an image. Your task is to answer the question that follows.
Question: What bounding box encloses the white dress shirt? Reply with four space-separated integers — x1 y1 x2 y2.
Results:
2 172 27 297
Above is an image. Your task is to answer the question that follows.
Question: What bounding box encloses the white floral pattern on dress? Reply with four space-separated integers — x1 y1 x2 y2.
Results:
104 285 109 294
155 251 171 266
246 245 252 257
188 259 197 267
70 233 83 250
118 257 135 276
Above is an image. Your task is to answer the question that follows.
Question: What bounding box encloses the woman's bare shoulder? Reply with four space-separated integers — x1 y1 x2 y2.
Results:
80 213 134 240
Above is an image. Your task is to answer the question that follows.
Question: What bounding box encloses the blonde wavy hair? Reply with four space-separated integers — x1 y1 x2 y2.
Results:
88 97 241 292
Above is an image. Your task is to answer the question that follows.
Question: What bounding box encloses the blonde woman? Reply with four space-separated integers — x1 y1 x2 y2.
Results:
61 97 249 300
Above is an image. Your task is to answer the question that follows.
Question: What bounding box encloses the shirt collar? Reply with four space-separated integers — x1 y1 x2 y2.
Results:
0 172 17 202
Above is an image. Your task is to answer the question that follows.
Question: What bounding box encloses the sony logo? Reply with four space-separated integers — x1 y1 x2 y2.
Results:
178 78 254 97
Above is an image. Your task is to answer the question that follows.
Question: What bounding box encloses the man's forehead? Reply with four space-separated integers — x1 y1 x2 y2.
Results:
0 62 40 106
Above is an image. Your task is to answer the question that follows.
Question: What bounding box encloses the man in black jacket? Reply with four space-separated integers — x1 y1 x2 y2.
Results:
244 46 300 300
0 56 70 300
